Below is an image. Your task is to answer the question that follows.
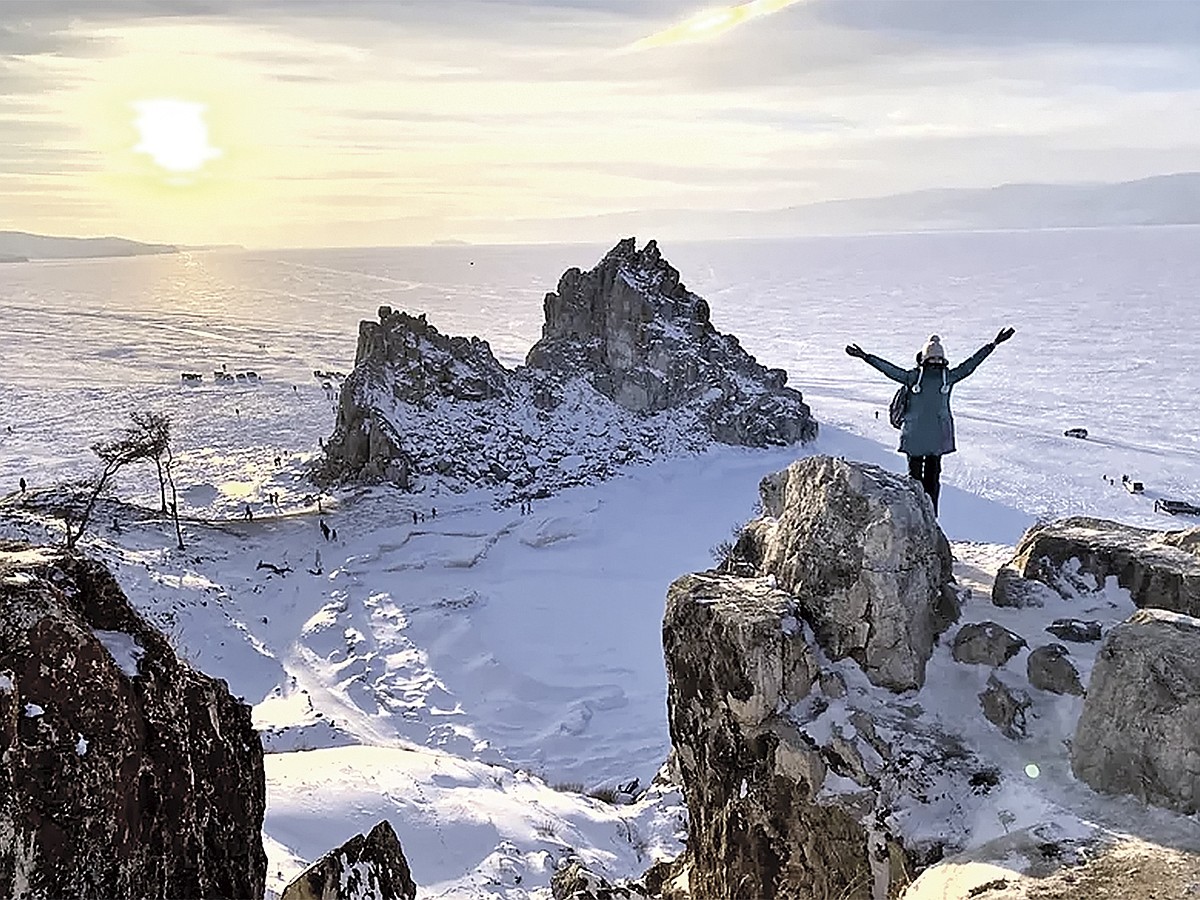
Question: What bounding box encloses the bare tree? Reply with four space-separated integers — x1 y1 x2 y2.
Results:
128 412 184 549
63 421 161 549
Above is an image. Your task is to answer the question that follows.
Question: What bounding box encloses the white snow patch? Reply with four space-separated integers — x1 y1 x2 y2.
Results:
94 629 145 678
75 734 89 756
24 702 43 718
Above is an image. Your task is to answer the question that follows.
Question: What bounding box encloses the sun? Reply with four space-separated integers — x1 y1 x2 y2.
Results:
131 98 222 173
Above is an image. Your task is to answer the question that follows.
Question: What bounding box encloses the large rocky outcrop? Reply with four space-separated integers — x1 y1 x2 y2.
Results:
0 542 266 900
320 239 817 494
1071 608 1200 813
281 820 416 900
992 516 1200 615
663 457 979 899
734 456 958 692
527 238 816 447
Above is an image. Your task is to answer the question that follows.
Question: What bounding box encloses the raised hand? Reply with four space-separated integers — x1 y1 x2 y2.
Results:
845 343 866 359
994 327 1015 345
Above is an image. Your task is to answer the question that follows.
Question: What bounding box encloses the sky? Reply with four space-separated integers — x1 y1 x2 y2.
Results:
2 0 1199 248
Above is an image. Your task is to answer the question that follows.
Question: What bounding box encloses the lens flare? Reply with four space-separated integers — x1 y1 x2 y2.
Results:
132 98 222 173
631 0 806 50
1025 763 1040 778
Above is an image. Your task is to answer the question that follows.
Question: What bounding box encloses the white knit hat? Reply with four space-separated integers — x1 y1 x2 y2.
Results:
920 334 946 362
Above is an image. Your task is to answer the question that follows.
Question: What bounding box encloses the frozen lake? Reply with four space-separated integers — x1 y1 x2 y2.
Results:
3 226 1197 531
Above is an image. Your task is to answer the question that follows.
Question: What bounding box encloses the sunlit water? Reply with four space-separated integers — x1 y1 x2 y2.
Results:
2 227 1198 529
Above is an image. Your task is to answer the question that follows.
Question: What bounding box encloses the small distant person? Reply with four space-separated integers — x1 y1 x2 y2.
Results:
412 511 418 525
845 328 1014 515
317 497 324 514
244 503 254 521
274 455 281 467
19 477 26 494
330 528 338 541
431 507 437 519
320 519 330 541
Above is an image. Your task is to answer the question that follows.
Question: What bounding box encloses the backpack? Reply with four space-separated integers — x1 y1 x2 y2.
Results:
889 368 922 429
888 385 909 429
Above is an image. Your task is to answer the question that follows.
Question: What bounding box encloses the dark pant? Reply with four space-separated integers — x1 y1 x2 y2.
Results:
907 454 942 514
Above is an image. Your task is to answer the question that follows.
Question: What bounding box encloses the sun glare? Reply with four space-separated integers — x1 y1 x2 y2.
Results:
131 99 222 173
631 0 806 50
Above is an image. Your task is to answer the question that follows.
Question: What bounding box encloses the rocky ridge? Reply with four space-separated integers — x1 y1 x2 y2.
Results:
661 461 1200 898
319 239 817 496
0 541 266 900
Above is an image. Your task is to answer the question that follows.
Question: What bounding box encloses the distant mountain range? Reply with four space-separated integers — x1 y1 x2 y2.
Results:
0 231 176 262
499 172 1200 243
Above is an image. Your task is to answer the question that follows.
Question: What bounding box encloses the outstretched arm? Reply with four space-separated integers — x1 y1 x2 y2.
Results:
846 344 912 383
949 327 1014 384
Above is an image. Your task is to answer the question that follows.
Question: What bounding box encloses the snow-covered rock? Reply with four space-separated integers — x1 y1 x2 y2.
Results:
1072 608 1200 813
319 239 817 496
992 517 1200 615
280 819 416 900
0 541 266 900
528 238 817 447
735 456 959 691
662 458 980 898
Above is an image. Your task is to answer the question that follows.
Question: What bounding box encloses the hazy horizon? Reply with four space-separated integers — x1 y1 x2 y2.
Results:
4 0 1199 248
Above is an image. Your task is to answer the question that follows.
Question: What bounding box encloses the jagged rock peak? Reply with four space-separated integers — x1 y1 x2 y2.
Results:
354 305 509 404
0 541 267 900
281 819 416 900
528 238 817 446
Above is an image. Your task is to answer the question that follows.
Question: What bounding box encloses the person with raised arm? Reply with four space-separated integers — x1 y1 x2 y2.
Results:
845 328 1015 514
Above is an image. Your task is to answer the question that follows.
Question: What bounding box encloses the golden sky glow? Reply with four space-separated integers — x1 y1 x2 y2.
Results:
3 2 1198 248
631 0 807 50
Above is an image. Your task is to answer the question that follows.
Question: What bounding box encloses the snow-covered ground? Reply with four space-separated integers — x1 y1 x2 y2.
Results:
1 228 1198 897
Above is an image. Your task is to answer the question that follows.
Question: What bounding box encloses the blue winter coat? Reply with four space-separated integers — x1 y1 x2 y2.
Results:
863 342 995 457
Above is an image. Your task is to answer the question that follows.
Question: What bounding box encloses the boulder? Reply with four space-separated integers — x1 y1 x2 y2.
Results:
320 239 818 492
1071 608 1200 813
979 674 1032 740
736 456 958 691
662 459 988 898
1026 644 1083 696
1045 618 1103 643
0 542 266 900
951 622 1027 667
281 820 416 900
992 517 1200 616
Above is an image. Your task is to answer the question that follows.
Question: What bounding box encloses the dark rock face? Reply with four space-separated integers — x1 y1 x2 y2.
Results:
951 622 1027 667
0 542 266 900
662 458 980 899
1046 618 1103 643
1027 644 1084 696
978 674 1032 739
1072 609 1200 813
281 820 416 900
992 517 1200 616
527 238 817 447
320 240 817 493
